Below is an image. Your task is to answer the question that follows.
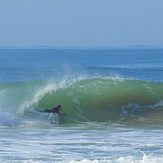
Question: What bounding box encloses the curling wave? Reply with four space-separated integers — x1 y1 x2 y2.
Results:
1 76 163 125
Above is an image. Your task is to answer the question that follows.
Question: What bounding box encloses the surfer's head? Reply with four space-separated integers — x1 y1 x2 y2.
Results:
57 105 62 110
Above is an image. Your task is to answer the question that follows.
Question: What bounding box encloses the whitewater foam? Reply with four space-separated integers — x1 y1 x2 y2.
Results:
0 112 20 126
70 154 163 163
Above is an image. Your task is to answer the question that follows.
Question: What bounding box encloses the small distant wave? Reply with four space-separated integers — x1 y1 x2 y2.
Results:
93 63 163 70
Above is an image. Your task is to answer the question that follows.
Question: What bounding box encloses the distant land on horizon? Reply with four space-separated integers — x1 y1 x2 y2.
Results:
0 45 163 49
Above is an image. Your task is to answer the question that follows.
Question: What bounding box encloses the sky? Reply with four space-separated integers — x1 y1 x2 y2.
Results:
0 0 163 47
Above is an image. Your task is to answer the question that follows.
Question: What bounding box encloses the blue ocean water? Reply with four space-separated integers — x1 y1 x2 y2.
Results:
0 47 163 162
0 48 163 82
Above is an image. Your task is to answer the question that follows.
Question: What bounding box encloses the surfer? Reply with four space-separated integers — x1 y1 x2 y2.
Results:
35 105 67 116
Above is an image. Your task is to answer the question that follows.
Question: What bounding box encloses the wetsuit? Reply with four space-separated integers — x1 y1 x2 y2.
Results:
44 107 60 114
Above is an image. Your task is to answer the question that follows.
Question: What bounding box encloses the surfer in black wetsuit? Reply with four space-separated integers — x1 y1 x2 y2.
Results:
44 105 66 115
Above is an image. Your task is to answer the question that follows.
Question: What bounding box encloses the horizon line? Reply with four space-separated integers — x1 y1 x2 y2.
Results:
0 45 163 49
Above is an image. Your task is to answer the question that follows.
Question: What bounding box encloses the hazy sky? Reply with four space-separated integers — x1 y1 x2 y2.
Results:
0 0 163 46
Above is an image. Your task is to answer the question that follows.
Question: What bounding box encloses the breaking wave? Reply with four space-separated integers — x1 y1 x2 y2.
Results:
1 75 163 125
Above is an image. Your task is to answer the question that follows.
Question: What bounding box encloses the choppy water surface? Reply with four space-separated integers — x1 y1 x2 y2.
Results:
1 124 163 163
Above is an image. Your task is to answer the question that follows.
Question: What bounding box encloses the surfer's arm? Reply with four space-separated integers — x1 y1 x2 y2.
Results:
34 108 43 112
34 108 51 113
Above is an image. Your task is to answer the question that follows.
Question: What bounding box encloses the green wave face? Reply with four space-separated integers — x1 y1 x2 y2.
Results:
35 78 163 122
1 78 163 124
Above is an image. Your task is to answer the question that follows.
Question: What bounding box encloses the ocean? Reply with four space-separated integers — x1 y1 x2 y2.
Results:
0 47 163 162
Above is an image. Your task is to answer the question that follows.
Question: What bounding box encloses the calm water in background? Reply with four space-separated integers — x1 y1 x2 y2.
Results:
0 48 163 162
1 48 163 83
